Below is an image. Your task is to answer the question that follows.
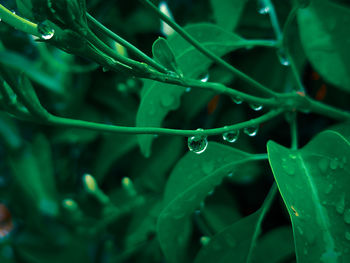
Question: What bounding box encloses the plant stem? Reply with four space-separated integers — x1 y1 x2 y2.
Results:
138 0 277 97
48 109 284 137
87 13 168 74
264 0 283 42
0 4 39 36
246 183 278 263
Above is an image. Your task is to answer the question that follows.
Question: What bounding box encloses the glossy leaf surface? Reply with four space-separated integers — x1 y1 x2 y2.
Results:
157 142 256 263
297 0 350 91
267 131 350 263
136 23 246 157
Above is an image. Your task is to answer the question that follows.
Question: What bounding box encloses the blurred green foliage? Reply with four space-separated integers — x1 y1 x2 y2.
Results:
0 0 350 263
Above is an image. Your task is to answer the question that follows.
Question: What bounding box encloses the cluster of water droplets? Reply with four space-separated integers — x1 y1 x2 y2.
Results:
231 96 263 112
188 128 208 154
38 21 55 40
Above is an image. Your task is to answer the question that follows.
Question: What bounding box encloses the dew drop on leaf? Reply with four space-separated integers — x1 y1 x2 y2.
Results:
325 184 333 194
249 103 263 111
38 21 55 40
335 193 345 214
161 93 176 108
232 96 243 104
243 125 259 137
257 0 270 14
185 87 191 92
202 160 214 174
187 129 208 154
200 236 211 246
344 209 350 224
318 158 329 174
330 157 339 170
222 129 239 143
345 232 350 241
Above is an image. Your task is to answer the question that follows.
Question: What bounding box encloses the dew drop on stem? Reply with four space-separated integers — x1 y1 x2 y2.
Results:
277 49 290 66
38 21 55 40
199 72 209 82
222 128 239 143
257 0 270 15
188 128 208 154
249 103 263 111
244 125 259 137
232 96 243 105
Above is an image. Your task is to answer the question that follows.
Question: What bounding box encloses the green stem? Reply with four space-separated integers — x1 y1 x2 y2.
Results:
138 0 277 97
264 0 283 42
290 112 298 150
87 13 168 74
48 109 283 137
0 4 39 36
246 183 278 263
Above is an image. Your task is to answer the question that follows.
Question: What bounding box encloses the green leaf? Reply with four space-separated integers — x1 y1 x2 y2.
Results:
136 23 246 157
194 184 277 263
297 0 350 91
267 131 350 263
252 226 295 263
157 142 256 263
210 0 248 32
152 37 180 74
194 211 260 263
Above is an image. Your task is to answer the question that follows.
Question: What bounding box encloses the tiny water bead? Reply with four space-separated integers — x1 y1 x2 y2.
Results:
199 73 209 82
249 103 263 111
188 129 208 154
38 21 55 40
243 125 259 137
185 87 191 92
222 129 239 143
257 0 270 14
232 96 243 104
277 49 290 66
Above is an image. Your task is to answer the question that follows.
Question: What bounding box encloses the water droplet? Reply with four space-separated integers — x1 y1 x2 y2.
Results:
330 157 339 170
344 209 350 224
232 96 243 104
257 0 270 14
325 184 333 194
318 158 329 174
244 125 259 137
223 128 239 143
161 93 176 108
345 232 350 241
200 73 209 82
200 236 211 246
277 49 290 66
282 158 296 176
227 172 233 178
336 194 345 214
208 189 214 196
202 161 215 174
249 103 263 111
185 87 191 92
38 21 55 40
188 129 208 154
